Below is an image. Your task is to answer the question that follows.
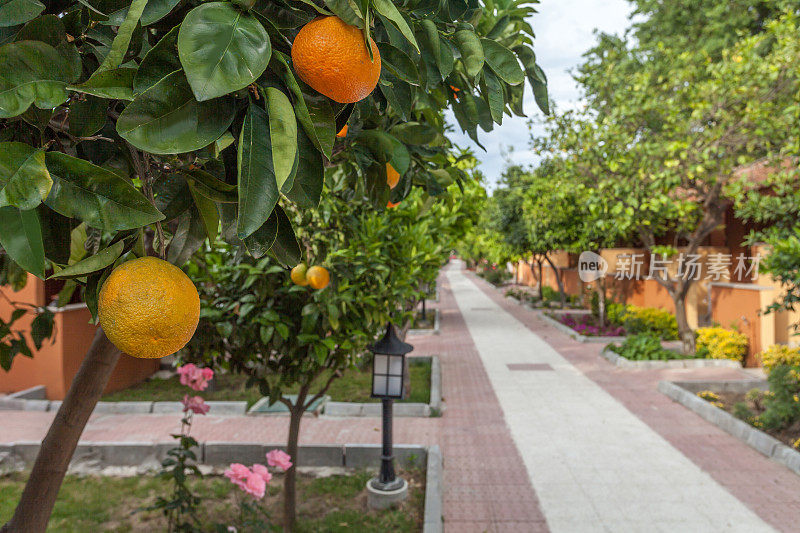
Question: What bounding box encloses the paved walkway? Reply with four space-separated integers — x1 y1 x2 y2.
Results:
5 261 800 532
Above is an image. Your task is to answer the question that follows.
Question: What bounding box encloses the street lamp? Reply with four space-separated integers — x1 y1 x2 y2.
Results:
366 323 413 509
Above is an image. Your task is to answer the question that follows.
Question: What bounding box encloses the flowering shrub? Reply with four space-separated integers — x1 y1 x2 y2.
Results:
605 303 678 339
759 344 800 372
556 313 625 337
696 390 725 409
696 327 748 361
478 264 512 286
733 366 800 431
151 364 213 531
221 450 293 529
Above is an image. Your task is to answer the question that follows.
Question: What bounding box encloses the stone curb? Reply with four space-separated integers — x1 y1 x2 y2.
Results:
601 348 743 369
408 308 441 337
423 445 443 533
0 441 443 526
537 312 627 344
658 380 800 476
0 356 441 418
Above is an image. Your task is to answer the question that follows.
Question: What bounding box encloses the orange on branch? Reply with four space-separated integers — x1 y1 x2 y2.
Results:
291 16 381 104
387 200 400 208
290 263 309 286
306 266 330 290
336 125 348 138
98 257 200 359
386 163 400 189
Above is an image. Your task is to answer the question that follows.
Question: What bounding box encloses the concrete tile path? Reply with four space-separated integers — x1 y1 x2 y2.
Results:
4 260 800 532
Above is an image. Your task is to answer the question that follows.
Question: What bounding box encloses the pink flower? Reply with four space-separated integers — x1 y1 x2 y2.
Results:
177 363 214 392
182 394 210 415
251 463 272 484
243 471 266 499
266 449 292 471
224 463 250 489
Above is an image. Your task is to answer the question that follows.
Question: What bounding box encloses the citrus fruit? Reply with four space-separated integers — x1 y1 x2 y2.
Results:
291 16 381 103
98 257 200 359
336 125 348 138
387 200 400 208
386 164 400 189
291 263 309 286
306 266 330 290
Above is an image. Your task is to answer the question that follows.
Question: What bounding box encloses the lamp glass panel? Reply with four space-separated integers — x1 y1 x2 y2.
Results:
373 375 388 396
387 376 402 397
388 354 403 376
374 354 388 374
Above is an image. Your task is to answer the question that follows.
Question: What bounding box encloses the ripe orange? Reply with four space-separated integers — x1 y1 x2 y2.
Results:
290 263 309 286
98 257 200 359
336 125 348 138
387 200 400 208
386 164 400 189
291 16 381 103
306 266 330 289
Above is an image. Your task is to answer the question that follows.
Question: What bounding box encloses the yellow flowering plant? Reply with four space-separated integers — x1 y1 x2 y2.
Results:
695 327 749 362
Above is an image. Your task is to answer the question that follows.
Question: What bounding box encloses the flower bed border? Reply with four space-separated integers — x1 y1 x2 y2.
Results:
0 356 443 418
0 442 443 533
407 308 441 337
658 379 800 476
601 348 742 369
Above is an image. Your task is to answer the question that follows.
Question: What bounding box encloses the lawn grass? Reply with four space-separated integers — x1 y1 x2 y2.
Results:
0 469 425 532
103 359 432 406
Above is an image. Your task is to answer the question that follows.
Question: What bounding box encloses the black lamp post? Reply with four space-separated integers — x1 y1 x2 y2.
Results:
368 323 413 497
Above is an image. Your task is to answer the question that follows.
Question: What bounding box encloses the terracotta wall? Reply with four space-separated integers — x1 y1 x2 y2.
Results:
0 275 159 400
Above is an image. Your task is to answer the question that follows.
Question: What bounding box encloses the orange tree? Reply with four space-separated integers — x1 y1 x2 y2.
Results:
184 175 471 528
0 0 547 529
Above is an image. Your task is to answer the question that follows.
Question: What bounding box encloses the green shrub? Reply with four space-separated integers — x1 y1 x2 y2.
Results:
759 344 800 372
541 286 559 301
695 327 748 361
757 365 800 430
604 303 679 340
607 334 680 361
479 266 511 286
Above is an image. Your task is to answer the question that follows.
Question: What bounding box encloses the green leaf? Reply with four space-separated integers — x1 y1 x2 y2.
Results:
153 173 192 221
96 0 148 73
189 184 219 242
167 207 206 265
141 0 181 25
44 152 165 231
271 52 335 159
183 169 237 203
0 0 43 28
243 208 277 259
30 309 54 349
480 68 504 124
379 72 412 120
51 240 124 279
285 127 323 208
69 96 106 137
481 38 524 86
117 71 236 154
0 40 74 118
324 0 362 28
420 20 452 81
265 87 298 191
0 206 44 278
377 42 419 86
0 142 50 210
133 25 181 94
390 122 437 145
373 0 418 53
16 14 63 46
269 205 301 266
453 29 484 79
237 103 279 239
69 68 136 100
178 2 270 102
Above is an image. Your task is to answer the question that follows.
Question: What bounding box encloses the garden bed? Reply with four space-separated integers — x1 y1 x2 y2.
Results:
659 379 800 476
538 312 627 343
0 468 425 532
407 309 440 336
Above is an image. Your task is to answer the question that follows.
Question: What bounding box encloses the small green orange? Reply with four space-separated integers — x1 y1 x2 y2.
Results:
290 263 309 286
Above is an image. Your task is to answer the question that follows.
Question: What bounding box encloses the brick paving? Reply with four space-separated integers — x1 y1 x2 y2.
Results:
4 261 800 531
468 267 800 533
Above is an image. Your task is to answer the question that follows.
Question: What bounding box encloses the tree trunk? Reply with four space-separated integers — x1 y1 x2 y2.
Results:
596 277 607 328
2 329 119 533
544 255 567 309
673 295 696 355
283 388 307 533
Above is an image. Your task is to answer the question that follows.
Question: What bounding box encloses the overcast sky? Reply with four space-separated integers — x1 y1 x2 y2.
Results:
448 0 634 189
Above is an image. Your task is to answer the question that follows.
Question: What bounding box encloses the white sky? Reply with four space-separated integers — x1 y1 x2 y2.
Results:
447 0 634 189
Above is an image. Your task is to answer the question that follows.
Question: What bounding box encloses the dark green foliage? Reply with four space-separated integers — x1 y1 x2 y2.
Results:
608 334 681 361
